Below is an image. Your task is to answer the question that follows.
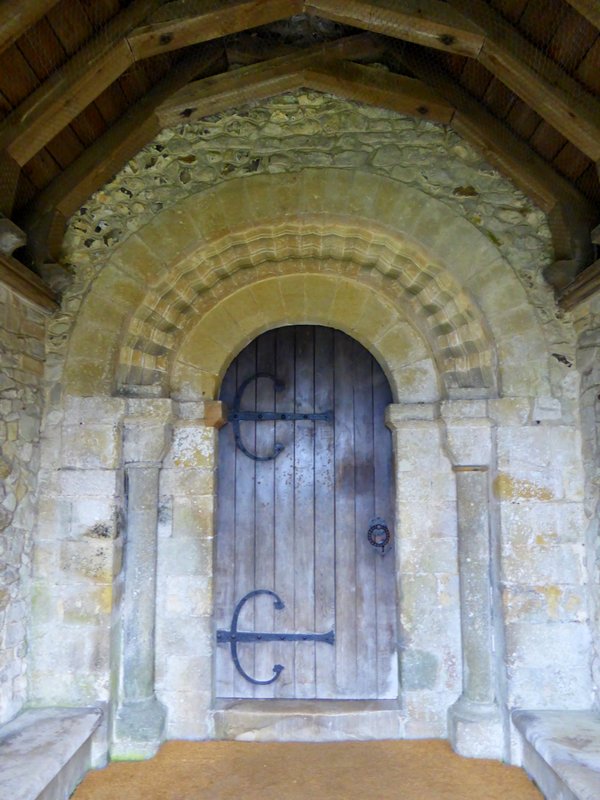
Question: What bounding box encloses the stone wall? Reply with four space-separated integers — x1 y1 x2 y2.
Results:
0 285 46 723
53 91 564 398
26 91 594 760
574 296 600 708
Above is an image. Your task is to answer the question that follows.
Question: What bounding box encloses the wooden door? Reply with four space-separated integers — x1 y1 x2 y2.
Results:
215 326 397 700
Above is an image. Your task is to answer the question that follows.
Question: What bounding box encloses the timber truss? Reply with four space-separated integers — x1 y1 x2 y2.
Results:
0 0 599 312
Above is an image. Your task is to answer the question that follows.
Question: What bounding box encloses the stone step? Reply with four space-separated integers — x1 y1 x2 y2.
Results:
513 709 600 800
0 706 103 800
213 699 405 741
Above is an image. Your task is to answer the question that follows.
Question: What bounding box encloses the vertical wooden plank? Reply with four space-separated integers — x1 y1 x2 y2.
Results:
233 341 257 697
215 358 237 697
273 326 296 698
334 331 357 695
253 332 277 698
353 338 378 699
314 327 336 698
293 326 316 698
373 359 398 699
215 326 397 701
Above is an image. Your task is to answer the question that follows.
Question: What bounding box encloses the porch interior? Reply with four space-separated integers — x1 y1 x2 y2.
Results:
1 2 600 800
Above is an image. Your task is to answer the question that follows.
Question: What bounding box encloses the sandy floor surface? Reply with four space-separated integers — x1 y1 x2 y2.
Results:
72 739 543 800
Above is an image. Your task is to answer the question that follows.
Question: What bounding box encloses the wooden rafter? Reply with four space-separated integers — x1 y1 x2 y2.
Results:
0 0 160 167
20 33 440 264
447 0 600 162
29 45 228 220
565 0 600 30
558 260 600 310
394 46 596 280
304 0 484 57
304 61 454 122
2 0 600 172
157 37 452 127
22 44 228 262
0 0 61 55
129 0 304 60
0 252 57 311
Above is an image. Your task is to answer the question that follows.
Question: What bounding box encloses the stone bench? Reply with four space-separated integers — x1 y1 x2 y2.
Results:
513 709 600 800
0 706 103 800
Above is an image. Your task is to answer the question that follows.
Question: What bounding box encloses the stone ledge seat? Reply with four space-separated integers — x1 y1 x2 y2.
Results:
513 709 600 800
0 706 103 800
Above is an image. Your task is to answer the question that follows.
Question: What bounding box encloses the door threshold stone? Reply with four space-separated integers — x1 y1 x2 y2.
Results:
212 699 405 741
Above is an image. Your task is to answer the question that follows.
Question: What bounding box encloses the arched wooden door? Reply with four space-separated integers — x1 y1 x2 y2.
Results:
215 326 397 700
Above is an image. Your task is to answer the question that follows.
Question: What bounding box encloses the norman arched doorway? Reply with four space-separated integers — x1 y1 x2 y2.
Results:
214 326 397 700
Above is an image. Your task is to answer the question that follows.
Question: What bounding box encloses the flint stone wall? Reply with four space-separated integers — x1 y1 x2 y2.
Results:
0 285 45 723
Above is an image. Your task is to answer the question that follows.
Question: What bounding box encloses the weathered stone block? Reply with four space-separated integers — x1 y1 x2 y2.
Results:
59 468 119 497
171 496 214 539
531 396 562 422
165 576 212 617
506 622 590 670
170 424 214 469
65 397 126 426
62 424 121 469
159 537 212 578
70 497 120 539
60 539 115 583
503 584 587 624
508 665 592 709
502 543 585 585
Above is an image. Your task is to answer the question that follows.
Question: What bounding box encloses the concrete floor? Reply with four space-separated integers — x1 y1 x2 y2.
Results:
72 739 543 800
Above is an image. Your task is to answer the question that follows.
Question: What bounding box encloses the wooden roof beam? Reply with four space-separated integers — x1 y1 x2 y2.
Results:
20 45 228 265
157 37 452 127
0 0 62 55
447 0 600 162
558 260 600 310
0 0 160 167
304 61 453 122
21 35 376 262
128 0 304 60
129 0 484 60
0 251 58 311
564 1 600 30
394 45 596 292
304 0 484 57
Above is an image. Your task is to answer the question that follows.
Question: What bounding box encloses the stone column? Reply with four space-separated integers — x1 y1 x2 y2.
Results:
443 400 504 759
113 399 172 759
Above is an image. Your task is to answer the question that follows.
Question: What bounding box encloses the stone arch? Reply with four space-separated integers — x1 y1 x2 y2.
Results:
63 169 550 399
171 270 439 403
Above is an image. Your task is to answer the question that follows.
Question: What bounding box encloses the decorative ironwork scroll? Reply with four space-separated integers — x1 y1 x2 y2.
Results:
216 589 335 685
227 372 333 461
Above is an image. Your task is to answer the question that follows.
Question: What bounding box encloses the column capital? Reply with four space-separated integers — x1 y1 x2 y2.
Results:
385 402 439 431
123 399 173 466
441 400 493 468
174 399 227 428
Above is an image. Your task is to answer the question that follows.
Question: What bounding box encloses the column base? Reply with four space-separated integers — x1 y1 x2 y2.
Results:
448 696 504 759
112 697 166 760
